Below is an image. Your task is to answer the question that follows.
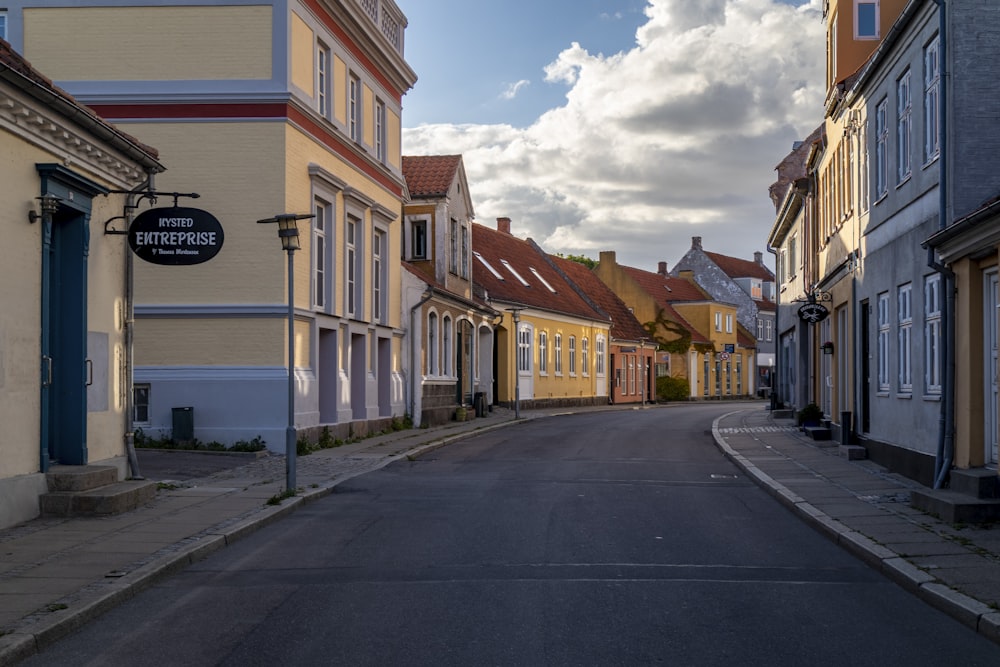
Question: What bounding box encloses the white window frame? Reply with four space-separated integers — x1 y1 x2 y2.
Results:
133 383 151 425
554 334 563 375
715 312 722 332
765 319 772 342
409 218 427 260
450 219 458 274
582 337 590 377
897 70 912 183
348 72 360 142
428 312 439 376
373 227 387 324
313 198 330 309
898 283 912 392
757 318 764 340
345 216 361 318
877 291 890 391
317 42 330 118
725 314 733 334
569 336 577 375
855 0 879 40
596 336 606 376
538 331 548 374
924 274 942 394
875 98 889 200
517 325 532 373
443 315 453 376
500 259 529 286
375 98 386 163
474 251 503 280
460 224 469 279
924 36 941 163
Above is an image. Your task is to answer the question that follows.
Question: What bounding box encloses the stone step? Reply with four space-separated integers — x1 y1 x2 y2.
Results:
803 426 832 441
840 444 867 460
949 468 999 500
910 488 1000 524
40 480 158 517
46 465 118 493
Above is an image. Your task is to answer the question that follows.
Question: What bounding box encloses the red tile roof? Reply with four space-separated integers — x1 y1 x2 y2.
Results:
0 38 161 164
401 155 462 198
550 256 648 341
704 251 775 282
472 223 608 322
619 265 712 344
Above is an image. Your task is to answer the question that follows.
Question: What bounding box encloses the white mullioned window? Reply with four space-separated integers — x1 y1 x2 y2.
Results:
875 98 888 199
313 198 329 309
554 334 563 374
715 312 722 332
518 326 531 373
538 331 548 374
317 43 330 117
461 224 469 279
348 73 360 141
898 283 912 392
757 319 764 340
582 338 590 376
373 228 386 323
596 336 606 375
860 118 870 213
569 336 577 375
725 314 733 334
443 316 452 376
765 319 773 342
450 219 458 274
924 274 941 394
924 36 940 163
428 312 438 375
897 70 912 183
375 98 386 163
877 291 890 391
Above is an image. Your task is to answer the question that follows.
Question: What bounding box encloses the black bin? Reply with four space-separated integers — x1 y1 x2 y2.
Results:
474 392 486 418
172 407 194 441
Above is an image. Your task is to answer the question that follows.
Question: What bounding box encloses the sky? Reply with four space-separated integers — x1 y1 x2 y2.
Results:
397 0 826 274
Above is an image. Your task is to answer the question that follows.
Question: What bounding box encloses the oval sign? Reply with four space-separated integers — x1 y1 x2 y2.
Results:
797 303 830 324
128 206 224 266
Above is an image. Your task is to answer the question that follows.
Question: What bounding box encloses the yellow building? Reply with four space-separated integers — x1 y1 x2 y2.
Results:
0 40 164 528
473 219 612 409
594 252 750 399
14 1 417 448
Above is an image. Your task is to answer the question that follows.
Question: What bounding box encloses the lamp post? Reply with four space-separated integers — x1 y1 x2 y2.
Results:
257 212 314 492
639 337 647 406
507 307 524 419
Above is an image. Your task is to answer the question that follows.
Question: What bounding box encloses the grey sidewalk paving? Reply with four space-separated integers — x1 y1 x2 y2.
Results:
3 403 1000 664
713 407 1000 646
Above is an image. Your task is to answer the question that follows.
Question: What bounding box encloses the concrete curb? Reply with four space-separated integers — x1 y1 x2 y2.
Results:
710 410 1000 648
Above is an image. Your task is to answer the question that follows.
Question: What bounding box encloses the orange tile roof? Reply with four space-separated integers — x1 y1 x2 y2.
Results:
704 251 775 282
619 265 712 344
550 256 648 341
401 155 462 198
472 223 608 322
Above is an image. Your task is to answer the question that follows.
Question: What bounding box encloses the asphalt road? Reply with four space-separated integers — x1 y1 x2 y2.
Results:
25 404 1000 666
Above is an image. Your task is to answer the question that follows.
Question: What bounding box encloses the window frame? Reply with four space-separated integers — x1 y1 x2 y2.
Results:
855 0 879 40
875 98 889 200
133 383 151 425
538 330 548 374
317 42 330 118
898 283 913 393
373 227 387 324
569 336 577 375
924 274 942 394
554 334 563 375
375 97 386 163
312 198 330 309
897 70 912 184
877 291 890 392
348 72 360 142
923 35 941 164
582 337 590 377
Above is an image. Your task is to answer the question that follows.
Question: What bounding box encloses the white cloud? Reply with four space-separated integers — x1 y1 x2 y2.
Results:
500 79 531 100
403 0 825 271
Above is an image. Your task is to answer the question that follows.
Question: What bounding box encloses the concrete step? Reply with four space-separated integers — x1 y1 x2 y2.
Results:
40 480 158 517
910 488 1000 524
840 444 867 460
46 465 118 492
949 468 999 499
803 426 832 441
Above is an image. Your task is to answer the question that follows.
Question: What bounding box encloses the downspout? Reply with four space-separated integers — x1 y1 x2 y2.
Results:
408 288 434 423
928 0 954 489
767 245 780 410
123 172 156 480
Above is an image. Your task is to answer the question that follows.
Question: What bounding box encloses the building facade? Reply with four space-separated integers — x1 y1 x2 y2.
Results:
10 0 417 448
1 39 163 528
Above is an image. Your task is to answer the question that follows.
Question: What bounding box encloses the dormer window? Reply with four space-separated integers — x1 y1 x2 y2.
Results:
501 259 530 286
855 0 879 40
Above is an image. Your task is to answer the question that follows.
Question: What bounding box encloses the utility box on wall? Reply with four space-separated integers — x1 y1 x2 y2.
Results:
172 407 194 442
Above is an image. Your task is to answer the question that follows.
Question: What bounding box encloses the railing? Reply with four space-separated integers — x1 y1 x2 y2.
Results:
356 0 404 55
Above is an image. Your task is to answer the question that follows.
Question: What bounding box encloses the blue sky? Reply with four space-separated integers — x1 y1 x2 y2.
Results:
397 0 825 271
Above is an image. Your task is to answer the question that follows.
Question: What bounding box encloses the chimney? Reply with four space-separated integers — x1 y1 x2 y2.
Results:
496 217 511 234
599 250 617 266
754 251 763 265
692 236 702 250
658 261 668 276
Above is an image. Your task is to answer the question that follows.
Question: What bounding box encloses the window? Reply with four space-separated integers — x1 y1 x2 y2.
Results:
569 336 577 375
596 336 606 375
518 326 531 372
317 43 330 117
428 312 438 375
538 331 548 374
474 251 503 280
411 219 427 259
346 217 359 317
0 10 7 41
373 229 386 323
875 98 889 199
500 259 529 286
855 0 879 39
757 318 764 340
897 70 912 183
715 360 722 395
736 358 743 395
133 384 150 424
765 319 772 342
555 334 563 374
725 314 733 334
860 118 870 213
348 73 360 141
898 283 912 392
530 267 556 293
703 354 710 396
725 361 732 395
443 316 452 376
788 233 798 279
924 36 940 163
313 199 330 309
460 224 469 279
924 274 941 394
582 338 589 376
715 312 722 332
629 356 636 394
877 291 890 391
374 98 386 163
450 219 458 274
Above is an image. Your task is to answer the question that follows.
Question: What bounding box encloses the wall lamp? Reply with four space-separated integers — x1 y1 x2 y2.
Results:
28 193 61 224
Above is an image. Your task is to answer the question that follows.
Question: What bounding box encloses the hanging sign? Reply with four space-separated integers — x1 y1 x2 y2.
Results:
128 207 224 266
797 303 830 324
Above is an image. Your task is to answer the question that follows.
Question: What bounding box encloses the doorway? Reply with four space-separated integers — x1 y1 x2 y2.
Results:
986 270 998 466
860 299 871 433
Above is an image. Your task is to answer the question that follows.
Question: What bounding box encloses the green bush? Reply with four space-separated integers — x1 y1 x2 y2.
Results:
797 402 824 425
656 375 690 402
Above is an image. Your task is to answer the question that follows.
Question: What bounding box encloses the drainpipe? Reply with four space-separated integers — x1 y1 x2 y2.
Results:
123 172 155 480
767 245 780 410
928 0 953 489
408 288 434 423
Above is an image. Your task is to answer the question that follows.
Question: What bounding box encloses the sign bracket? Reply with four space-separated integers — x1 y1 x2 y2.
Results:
102 189 201 235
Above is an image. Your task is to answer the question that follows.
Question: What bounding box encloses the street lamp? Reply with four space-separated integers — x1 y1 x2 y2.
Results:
507 307 524 419
639 337 647 406
257 212 314 492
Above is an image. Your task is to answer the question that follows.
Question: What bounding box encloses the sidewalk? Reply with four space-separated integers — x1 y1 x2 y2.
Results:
713 407 1000 646
2 404 1000 663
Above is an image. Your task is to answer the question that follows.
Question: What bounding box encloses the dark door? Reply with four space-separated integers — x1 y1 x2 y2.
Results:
860 299 871 433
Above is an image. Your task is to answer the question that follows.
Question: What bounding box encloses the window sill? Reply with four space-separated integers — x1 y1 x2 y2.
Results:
922 154 940 170
897 392 913 400
923 393 942 401
896 174 912 189
876 390 890 397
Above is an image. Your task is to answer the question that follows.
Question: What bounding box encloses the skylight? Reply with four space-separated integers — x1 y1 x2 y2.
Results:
500 259 530 286
474 251 503 280
530 267 556 293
